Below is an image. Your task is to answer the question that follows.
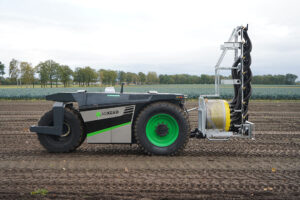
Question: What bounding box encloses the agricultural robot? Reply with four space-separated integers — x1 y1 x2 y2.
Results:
30 25 253 155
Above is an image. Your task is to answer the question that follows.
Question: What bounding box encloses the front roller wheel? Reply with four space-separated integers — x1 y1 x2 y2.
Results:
37 107 85 153
134 102 190 155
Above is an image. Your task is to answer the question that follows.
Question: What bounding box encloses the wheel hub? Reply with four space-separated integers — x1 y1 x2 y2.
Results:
155 124 169 137
61 122 71 137
145 113 179 147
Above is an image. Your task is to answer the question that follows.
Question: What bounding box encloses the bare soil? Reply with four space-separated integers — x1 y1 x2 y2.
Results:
0 100 299 199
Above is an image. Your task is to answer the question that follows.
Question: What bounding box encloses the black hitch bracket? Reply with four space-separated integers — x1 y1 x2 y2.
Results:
30 102 65 136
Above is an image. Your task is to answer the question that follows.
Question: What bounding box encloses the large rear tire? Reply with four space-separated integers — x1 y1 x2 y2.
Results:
134 102 190 155
37 107 85 153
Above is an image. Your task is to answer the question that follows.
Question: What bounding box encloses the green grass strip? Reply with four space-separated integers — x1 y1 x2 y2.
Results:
87 122 131 137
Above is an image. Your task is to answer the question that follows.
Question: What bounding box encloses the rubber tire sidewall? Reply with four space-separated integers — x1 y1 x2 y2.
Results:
37 108 83 153
135 102 189 155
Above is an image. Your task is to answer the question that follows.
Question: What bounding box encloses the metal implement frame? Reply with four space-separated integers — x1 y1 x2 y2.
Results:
195 26 254 140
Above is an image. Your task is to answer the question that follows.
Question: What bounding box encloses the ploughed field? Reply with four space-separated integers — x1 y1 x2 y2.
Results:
0 100 300 199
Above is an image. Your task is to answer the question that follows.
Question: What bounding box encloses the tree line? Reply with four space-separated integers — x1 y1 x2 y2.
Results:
0 59 159 87
252 74 298 85
0 59 298 87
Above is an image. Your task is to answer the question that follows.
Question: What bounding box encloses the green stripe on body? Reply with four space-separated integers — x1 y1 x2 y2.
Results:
87 122 131 137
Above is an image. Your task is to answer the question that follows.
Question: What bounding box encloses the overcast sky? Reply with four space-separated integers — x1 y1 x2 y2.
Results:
0 0 300 77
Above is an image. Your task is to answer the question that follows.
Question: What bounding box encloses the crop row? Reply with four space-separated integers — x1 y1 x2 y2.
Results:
0 84 299 100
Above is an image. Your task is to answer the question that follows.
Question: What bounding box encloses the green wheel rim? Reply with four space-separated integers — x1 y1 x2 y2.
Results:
146 113 179 147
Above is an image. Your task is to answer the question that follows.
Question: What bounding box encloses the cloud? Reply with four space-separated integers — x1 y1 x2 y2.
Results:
0 0 299 78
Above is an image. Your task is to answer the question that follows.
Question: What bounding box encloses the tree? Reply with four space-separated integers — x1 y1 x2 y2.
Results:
0 62 5 85
132 73 139 84
35 60 59 88
251 74 298 85
99 69 105 85
159 74 168 84
58 65 73 87
74 67 98 86
47 60 59 88
146 71 159 84
118 71 127 84
101 70 118 85
125 72 133 84
285 74 298 85
53 64 60 87
83 67 98 86
9 59 20 84
20 62 35 87
0 61 5 77
125 72 138 84
73 67 85 86
200 74 214 84
110 70 118 85
36 62 49 87
138 72 146 84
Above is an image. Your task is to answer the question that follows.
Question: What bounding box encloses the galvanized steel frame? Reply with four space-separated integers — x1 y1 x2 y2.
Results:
196 26 254 140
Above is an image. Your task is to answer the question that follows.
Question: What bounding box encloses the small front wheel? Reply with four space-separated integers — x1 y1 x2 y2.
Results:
134 102 190 155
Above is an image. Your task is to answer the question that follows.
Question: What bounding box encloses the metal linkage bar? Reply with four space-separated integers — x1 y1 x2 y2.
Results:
221 42 241 50
216 67 239 70
221 79 241 85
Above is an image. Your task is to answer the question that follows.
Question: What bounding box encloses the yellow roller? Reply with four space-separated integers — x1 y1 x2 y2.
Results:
206 100 231 131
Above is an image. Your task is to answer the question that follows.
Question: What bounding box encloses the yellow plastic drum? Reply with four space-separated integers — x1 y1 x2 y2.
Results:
206 99 231 131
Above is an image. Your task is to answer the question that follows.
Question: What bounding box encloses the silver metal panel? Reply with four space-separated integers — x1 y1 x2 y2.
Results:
207 130 233 141
221 42 241 50
244 121 255 139
221 79 241 84
87 130 111 143
111 124 132 143
198 97 206 136
111 105 135 143
85 105 135 143
206 130 233 138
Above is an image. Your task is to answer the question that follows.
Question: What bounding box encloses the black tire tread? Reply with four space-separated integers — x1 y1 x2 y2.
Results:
37 107 85 153
69 107 86 148
134 102 190 156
